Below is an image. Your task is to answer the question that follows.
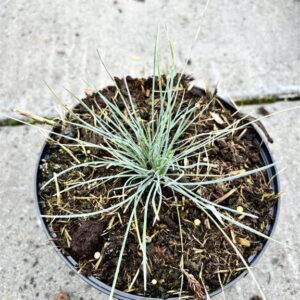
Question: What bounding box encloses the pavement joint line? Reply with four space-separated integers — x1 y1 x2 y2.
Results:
1 95 300 127
235 94 300 106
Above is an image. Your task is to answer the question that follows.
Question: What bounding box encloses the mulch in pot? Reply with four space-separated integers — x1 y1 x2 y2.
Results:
38 75 278 299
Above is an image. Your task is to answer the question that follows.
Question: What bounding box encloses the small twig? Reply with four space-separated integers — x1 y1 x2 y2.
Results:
181 268 205 300
214 188 237 204
14 108 56 126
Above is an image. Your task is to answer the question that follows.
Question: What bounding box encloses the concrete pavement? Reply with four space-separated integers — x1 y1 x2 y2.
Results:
0 0 300 118
0 0 299 299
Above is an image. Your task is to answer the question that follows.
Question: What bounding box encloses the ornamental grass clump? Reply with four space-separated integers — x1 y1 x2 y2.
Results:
12 37 293 300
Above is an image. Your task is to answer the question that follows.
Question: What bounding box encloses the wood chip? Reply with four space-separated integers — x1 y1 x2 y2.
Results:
239 237 251 247
195 98 205 109
204 218 211 229
184 157 189 166
229 169 246 176
210 112 224 125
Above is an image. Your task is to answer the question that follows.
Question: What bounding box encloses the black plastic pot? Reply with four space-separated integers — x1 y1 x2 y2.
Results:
34 95 280 300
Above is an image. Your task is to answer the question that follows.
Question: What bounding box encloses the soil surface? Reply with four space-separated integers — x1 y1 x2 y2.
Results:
38 75 278 299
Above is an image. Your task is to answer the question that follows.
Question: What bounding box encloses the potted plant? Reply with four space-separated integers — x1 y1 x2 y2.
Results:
18 40 282 300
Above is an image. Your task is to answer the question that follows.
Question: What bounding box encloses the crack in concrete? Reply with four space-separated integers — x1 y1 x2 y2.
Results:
235 93 300 106
1 95 300 127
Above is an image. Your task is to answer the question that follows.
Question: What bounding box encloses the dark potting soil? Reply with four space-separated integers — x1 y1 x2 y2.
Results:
38 75 278 299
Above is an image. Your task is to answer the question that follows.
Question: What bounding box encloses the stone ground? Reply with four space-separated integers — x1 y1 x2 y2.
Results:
0 0 299 300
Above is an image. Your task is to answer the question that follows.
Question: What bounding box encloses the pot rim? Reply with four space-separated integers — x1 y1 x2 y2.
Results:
34 93 280 300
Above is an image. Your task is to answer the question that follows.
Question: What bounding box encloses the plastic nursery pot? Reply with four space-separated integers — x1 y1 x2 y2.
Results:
34 93 280 300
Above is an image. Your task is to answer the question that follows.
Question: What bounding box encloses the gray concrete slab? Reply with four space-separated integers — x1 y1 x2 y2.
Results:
0 102 299 299
1 0 300 119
